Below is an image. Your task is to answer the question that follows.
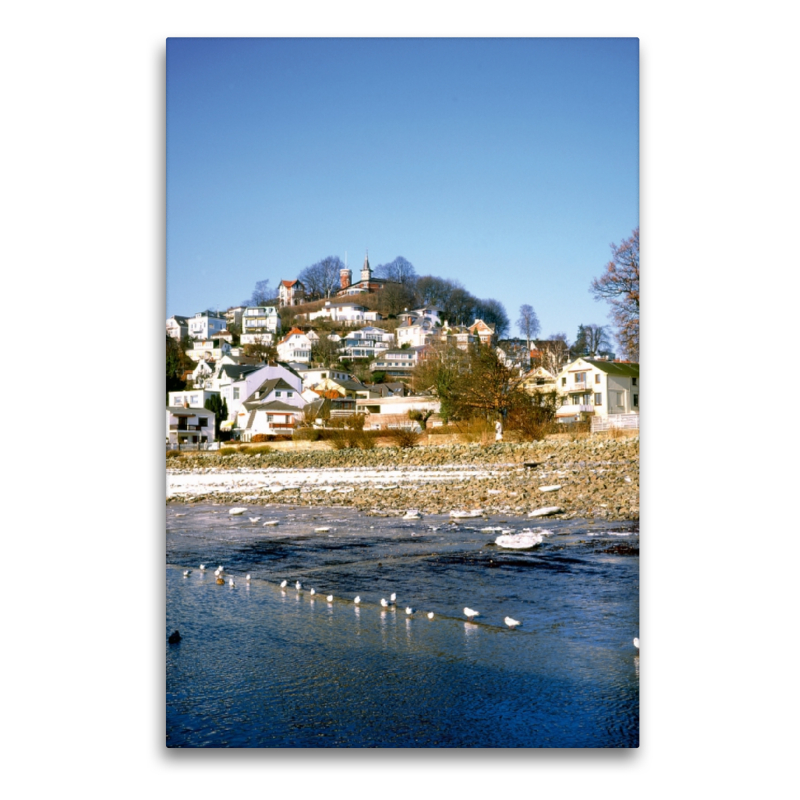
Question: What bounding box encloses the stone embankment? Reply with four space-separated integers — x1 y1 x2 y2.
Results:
166 436 639 521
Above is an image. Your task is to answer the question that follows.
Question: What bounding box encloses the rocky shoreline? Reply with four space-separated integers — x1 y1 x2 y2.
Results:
166 436 639 521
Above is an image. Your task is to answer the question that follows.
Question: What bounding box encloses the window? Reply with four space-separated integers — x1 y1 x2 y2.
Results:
594 393 602 406
632 377 638 386
595 374 601 384
287 392 293 397
198 417 208 427
575 372 586 384
561 377 567 387
233 388 240 400
190 395 198 404
616 391 624 406
275 391 282 397
267 415 274 422
633 394 639 407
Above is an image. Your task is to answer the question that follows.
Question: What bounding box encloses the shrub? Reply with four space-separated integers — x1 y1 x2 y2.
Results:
166 449 183 459
220 447 237 456
251 434 271 443
294 428 323 442
244 444 273 455
388 427 422 448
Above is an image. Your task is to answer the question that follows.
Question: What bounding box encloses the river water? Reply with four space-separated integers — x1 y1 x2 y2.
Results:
166 505 639 748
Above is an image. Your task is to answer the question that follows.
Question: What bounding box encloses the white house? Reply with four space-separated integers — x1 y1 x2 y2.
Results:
213 363 303 427
225 306 247 330
184 336 232 363
188 311 227 340
278 279 305 307
308 300 383 325
166 315 189 340
168 389 220 409
166 406 215 448
370 347 424 377
340 326 395 360
276 328 312 363
237 375 306 440
396 317 437 348
241 306 281 344
556 358 640 422
355 395 441 430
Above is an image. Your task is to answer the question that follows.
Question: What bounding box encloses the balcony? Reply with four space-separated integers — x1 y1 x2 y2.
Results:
568 381 588 393
169 423 206 432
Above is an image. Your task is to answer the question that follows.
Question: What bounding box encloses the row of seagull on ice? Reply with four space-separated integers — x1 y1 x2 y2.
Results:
182 564 523 629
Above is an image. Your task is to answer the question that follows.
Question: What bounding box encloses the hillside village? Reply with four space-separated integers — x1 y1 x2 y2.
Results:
166 253 639 449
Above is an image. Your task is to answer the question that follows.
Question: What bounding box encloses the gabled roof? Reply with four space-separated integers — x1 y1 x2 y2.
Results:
168 315 189 324
242 378 297 408
280 279 302 288
583 359 640 377
218 364 262 381
249 400 304 413
279 327 308 342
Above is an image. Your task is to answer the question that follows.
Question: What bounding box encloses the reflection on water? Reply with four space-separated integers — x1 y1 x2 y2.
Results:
167 505 638 748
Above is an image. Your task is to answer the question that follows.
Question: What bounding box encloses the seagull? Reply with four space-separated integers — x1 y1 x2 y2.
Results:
199 564 206 571
380 598 389 607
183 570 190 577
504 617 522 628
295 581 302 590
405 607 414 615
326 595 333 602
218 565 224 572
633 637 639 649
246 574 251 582
464 607 480 620
427 612 434 620
280 580 287 588
249 517 261 524
229 577 235 587
390 593 397 603
310 588 316 596
354 596 361 605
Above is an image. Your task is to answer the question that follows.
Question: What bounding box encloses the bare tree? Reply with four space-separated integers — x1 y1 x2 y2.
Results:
374 256 417 286
516 304 541 349
590 228 639 360
247 279 275 307
243 335 278 364
311 333 341 367
299 256 344 300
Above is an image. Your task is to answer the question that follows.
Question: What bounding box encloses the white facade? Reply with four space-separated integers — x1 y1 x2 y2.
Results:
188 312 227 340
340 326 395 359
216 364 303 423
166 315 189 340
184 338 232 363
308 300 383 325
168 389 220 408
166 407 215 448
556 358 640 422
396 317 436 348
242 306 281 339
277 329 312 363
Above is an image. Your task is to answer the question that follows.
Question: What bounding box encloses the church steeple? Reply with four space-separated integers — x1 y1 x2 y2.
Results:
361 249 372 283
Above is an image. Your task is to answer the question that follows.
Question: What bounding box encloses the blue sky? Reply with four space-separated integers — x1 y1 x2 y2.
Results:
167 38 638 341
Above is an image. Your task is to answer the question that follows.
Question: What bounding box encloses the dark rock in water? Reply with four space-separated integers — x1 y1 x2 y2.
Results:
168 630 182 644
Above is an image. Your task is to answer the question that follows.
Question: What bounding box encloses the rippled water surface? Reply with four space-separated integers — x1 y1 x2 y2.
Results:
167 505 639 748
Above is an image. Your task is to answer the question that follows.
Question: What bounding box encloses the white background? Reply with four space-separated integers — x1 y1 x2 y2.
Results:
2 2 797 797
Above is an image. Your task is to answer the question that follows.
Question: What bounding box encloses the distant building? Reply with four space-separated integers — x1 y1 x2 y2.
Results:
188 311 227 341
335 252 394 296
241 305 281 344
278 279 305 307
166 315 189 340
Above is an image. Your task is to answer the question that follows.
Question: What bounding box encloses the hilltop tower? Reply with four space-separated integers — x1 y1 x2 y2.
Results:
361 250 372 283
